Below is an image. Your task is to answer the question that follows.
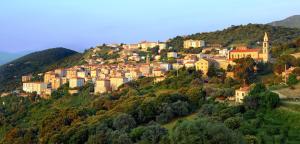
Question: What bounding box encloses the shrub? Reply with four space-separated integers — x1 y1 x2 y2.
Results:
113 113 136 131
224 117 241 129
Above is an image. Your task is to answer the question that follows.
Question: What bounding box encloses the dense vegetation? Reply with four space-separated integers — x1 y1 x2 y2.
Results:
1 67 298 144
0 48 78 92
269 15 300 29
85 45 120 60
271 37 300 57
167 24 300 52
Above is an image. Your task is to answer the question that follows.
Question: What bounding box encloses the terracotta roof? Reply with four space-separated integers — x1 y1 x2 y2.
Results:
238 87 250 91
230 49 260 53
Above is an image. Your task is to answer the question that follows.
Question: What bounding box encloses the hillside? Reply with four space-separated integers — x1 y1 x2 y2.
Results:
0 48 79 92
0 68 298 143
269 15 300 29
167 24 300 51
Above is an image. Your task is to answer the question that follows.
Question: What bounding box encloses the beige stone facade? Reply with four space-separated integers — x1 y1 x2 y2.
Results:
22 75 32 82
23 82 47 95
110 77 128 91
69 78 85 88
95 79 111 94
184 39 205 48
195 58 211 75
44 72 56 84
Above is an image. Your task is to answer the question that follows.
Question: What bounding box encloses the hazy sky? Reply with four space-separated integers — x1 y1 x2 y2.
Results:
0 0 300 52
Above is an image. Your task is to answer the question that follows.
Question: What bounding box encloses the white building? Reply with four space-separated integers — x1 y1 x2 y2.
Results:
23 82 47 95
218 49 229 57
160 63 172 71
235 87 250 103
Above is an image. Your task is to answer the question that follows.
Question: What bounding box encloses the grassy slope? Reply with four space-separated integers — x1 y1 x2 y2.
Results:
272 83 300 98
163 112 198 131
163 102 300 143
263 103 300 143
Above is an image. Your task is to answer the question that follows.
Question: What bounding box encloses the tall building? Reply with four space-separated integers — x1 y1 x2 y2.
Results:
51 77 64 90
44 72 56 84
261 32 270 62
228 32 270 62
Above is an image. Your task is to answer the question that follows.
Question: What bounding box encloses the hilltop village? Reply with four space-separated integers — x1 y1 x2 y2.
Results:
2 28 300 143
19 32 279 104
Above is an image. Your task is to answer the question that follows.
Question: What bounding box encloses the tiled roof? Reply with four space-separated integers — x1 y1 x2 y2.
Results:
230 49 260 53
238 87 250 91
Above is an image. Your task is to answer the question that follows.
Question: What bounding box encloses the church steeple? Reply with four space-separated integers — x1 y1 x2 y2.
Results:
263 32 269 53
264 32 269 42
262 32 270 62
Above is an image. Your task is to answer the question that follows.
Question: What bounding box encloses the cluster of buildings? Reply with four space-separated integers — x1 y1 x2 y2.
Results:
22 60 176 98
21 33 271 103
184 32 270 63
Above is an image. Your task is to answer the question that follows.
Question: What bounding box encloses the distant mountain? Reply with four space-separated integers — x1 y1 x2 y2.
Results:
0 48 78 92
167 24 300 50
0 52 28 65
268 15 300 29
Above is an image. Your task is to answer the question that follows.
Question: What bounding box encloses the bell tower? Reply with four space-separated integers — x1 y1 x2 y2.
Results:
262 32 270 62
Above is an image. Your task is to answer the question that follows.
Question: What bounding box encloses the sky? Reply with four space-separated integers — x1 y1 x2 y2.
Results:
0 0 300 53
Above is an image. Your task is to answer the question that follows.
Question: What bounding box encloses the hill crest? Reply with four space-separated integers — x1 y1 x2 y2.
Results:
268 15 300 29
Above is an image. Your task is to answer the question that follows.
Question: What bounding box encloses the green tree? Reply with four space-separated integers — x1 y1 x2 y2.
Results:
244 135 259 144
274 55 297 74
287 74 298 86
109 130 133 144
140 124 167 144
233 57 256 84
261 91 280 109
224 117 241 129
171 101 190 116
244 83 280 110
171 120 205 144
113 113 136 131
185 87 206 107
207 64 218 77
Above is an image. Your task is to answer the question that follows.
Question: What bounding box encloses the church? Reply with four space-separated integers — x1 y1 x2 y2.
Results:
228 32 270 63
